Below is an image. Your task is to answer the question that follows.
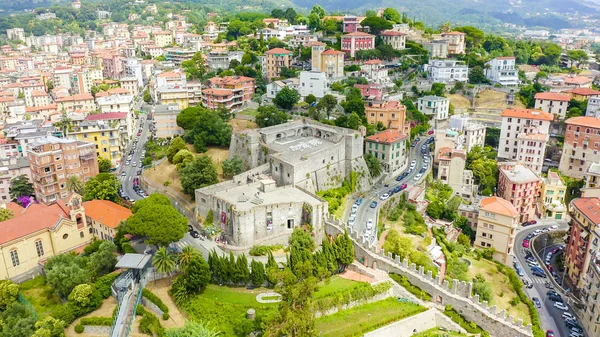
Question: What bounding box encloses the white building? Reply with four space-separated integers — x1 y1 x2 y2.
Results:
534 92 571 120
360 60 390 85
498 108 554 174
6 28 25 41
586 97 600 118
416 96 450 121
206 51 244 71
122 58 144 87
266 78 299 100
484 57 519 86
427 59 469 83
299 71 330 99
423 40 448 59
463 123 486 153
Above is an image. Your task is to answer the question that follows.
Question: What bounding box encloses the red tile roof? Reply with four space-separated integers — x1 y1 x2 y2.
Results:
363 59 383 65
365 129 407 144
572 197 600 225
563 88 600 96
380 30 406 36
0 201 71 245
501 108 554 121
321 49 344 55
480 196 519 217
534 92 571 101
85 112 128 121
6 202 24 216
82 200 132 229
265 48 293 54
343 32 375 37
565 116 600 129
441 31 465 36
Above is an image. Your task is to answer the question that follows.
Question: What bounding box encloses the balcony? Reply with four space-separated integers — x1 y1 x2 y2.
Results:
79 151 95 160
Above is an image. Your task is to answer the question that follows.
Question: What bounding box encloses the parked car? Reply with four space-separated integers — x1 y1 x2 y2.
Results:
370 201 378 208
427 130 434 135
400 183 407 190
545 331 555 337
355 198 363 205
532 297 541 308
190 231 200 238
562 312 575 321
380 193 390 200
547 291 562 302
532 269 546 278
554 302 568 311
549 225 558 230
366 219 374 230
393 185 401 193
414 173 423 181
530 220 538 224
522 221 532 227
522 239 530 248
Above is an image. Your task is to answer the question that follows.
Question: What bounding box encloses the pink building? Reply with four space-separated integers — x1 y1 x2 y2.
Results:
341 32 375 58
202 76 255 111
343 16 361 33
354 83 385 101
497 164 541 223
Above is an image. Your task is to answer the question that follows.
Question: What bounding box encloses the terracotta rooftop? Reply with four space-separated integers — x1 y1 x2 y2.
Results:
321 49 344 55
441 31 465 35
563 88 600 96
479 196 519 217
343 31 374 37
55 93 93 102
0 201 71 245
365 129 407 144
364 59 383 65
85 112 128 121
572 197 600 225
265 48 293 54
202 88 232 96
534 92 571 101
82 200 132 229
501 108 554 121
380 30 407 36
565 116 600 129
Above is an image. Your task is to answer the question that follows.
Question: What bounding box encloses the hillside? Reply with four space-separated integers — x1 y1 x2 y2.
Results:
292 0 600 30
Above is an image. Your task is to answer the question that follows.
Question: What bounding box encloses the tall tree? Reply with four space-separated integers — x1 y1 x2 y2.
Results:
66 175 85 196
9 175 34 199
0 280 18 310
83 173 119 201
98 158 111 173
89 241 117 278
316 94 337 119
364 153 382 177
181 52 207 80
309 5 326 19
250 259 265 286
127 202 188 246
153 247 176 276
222 156 244 178
45 253 89 298
167 137 187 164
360 17 392 35
274 87 300 110
178 245 200 270
255 105 290 128
179 156 219 198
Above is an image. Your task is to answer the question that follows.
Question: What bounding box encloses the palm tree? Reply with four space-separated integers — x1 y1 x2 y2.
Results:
178 245 200 270
66 176 85 196
153 247 175 280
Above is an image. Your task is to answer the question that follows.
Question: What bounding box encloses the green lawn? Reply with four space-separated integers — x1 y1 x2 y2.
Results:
19 276 62 317
315 297 426 337
238 108 258 117
411 327 470 337
314 275 366 299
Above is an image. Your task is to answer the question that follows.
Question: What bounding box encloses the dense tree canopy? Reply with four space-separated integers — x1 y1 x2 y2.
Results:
83 173 119 202
126 196 188 246
255 105 291 128
9 175 34 199
180 156 219 198
273 87 300 110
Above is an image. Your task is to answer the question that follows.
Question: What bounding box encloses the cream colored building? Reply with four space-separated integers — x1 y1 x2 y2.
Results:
156 87 189 110
310 42 345 79
0 194 90 281
539 171 567 220
152 31 174 47
474 196 519 264
264 48 294 81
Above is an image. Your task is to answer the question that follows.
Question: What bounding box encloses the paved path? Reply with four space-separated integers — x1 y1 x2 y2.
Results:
256 292 282 303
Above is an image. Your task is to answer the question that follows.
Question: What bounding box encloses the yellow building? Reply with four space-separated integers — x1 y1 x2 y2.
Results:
0 194 90 281
156 87 189 110
0 195 131 281
474 196 520 264
70 120 124 166
540 171 566 220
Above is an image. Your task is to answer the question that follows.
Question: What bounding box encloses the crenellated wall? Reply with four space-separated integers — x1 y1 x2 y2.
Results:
325 217 533 337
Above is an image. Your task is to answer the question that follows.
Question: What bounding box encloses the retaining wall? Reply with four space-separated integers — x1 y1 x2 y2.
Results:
325 217 533 337
363 308 466 337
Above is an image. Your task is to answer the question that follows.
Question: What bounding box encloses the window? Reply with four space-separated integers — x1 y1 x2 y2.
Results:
80 232 84 238
35 240 44 257
10 249 19 267
62 233 69 240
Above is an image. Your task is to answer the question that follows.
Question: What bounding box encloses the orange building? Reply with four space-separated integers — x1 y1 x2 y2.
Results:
559 116 600 178
202 76 255 111
365 100 408 134
264 48 294 80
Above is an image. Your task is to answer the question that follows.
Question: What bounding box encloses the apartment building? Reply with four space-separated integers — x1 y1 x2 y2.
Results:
202 76 255 111
580 251 600 337
380 30 406 50
69 120 123 166
440 32 466 55
498 108 554 174
0 157 31 203
416 95 450 121
563 87 600 101
310 43 345 78
565 197 600 293
365 100 408 133
484 57 519 86
427 59 469 83
539 171 567 220
463 123 487 153
55 94 95 113
586 97 600 118
342 15 362 33
360 60 390 85
341 32 375 58
206 51 244 71
364 129 408 175
264 48 294 80
436 147 478 199
559 116 600 179
534 92 570 120
28 136 99 204
156 87 189 110
423 40 448 59
497 164 541 223
152 104 183 138
474 196 519 264
298 71 330 99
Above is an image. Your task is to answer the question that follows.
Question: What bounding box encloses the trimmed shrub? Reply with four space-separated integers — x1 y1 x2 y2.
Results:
74 324 84 333
80 317 113 326
313 281 392 312
94 272 121 298
142 288 169 319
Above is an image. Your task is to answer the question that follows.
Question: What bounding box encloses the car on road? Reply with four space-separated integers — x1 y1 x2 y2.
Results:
547 291 562 302
423 157 429 163
423 163 429 170
355 198 363 205
121 172 126 177
530 220 538 224
414 173 423 181
566 321 583 333
532 269 546 278
411 141 417 147
348 218 355 227
380 193 390 200
393 185 401 193
190 231 200 238
370 201 377 208
526 259 539 267
415 137 420 142
137 169 142 175
514 262 524 276
400 183 407 190
427 130 434 135
569 331 583 337
545 331 554 337
554 302 568 311
410 160 416 167
562 312 575 321
533 229 542 235
366 219 373 230
549 225 558 230
522 221 532 227
351 204 358 213
532 297 541 308
522 239 530 248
